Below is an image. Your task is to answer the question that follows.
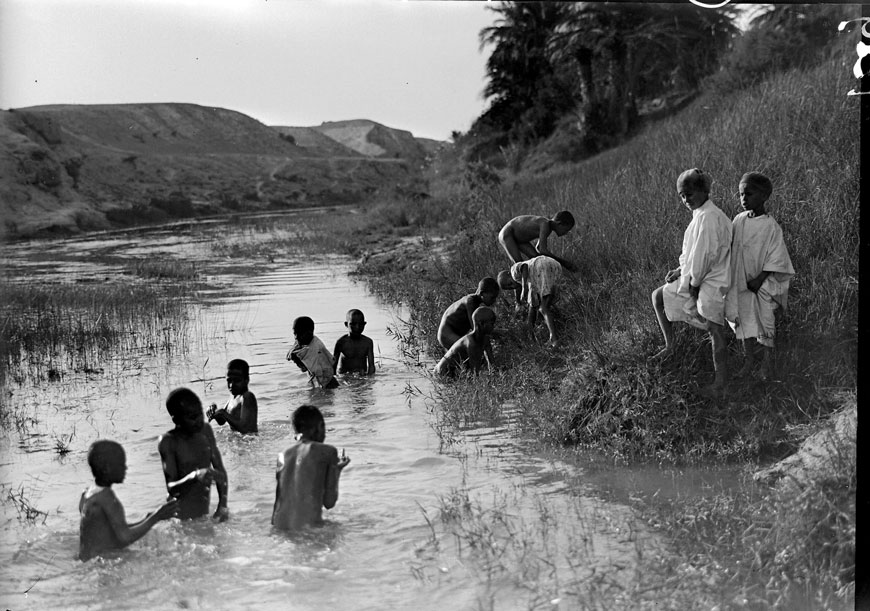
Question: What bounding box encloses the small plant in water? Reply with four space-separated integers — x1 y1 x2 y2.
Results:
3 483 49 525
53 429 75 455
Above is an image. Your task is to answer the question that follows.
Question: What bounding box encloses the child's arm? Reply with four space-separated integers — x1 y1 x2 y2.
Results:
96 490 176 548
216 394 258 434
332 338 343 373
158 435 211 496
204 425 230 521
365 338 376 376
323 446 350 509
463 294 478 331
747 270 771 293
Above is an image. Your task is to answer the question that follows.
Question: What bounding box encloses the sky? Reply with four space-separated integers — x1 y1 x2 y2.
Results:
0 0 499 141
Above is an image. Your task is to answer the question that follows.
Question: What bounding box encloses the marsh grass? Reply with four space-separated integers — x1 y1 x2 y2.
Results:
365 41 857 607
3 483 49 525
0 281 192 387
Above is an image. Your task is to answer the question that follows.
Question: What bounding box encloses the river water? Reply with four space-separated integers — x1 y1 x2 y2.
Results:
0 217 738 610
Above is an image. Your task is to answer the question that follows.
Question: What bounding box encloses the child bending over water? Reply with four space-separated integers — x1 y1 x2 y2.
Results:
333 309 376 375
287 316 339 389
434 306 496 377
498 211 577 272
207 359 258 434
158 387 229 521
272 405 351 531
510 256 563 347
79 440 176 561
437 277 499 351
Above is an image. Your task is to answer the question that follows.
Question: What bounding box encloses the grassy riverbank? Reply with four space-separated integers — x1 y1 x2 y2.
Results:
347 45 856 609
179 43 856 608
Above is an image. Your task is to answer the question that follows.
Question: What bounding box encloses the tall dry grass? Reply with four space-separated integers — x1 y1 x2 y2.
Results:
362 42 856 607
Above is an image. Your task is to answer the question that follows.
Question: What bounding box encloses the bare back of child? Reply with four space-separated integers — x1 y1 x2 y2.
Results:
333 309 376 375
272 405 350 531
434 306 496 377
498 211 576 271
79 440 176 561
437 277 499 351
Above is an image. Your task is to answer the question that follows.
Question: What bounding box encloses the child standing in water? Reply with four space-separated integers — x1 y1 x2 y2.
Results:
158 387 229 521
725 172 794 380
287 316 339 389
79 440 176 561
497 211 577 272
272 405 351 531
332 309 376 375
434 306 496 377
437 277 499 350
651 168 732 397
207 359 258 434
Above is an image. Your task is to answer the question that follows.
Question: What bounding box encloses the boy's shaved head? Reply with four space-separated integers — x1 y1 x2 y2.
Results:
497 270 519 290
227 359 249 376
554 210 575 228
87 439 125 480
165 387 202 417
472 305 496 326
293 316 315 334
677 168 713 194
292 404 324 435
346 309 365 322
477 277 500 295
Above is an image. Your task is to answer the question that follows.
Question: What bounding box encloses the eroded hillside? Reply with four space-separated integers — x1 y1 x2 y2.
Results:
0 104 438 239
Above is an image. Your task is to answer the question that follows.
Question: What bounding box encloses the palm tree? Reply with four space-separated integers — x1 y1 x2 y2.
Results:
549 3 739 137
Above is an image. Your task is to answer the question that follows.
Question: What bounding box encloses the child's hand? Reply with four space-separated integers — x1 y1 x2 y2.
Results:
155 498 178 521
338 448 351 470
665 268 680 283
747 276 764 293
195 468 215 485
211 408 228 425
213 506 229 522
206 404 218 421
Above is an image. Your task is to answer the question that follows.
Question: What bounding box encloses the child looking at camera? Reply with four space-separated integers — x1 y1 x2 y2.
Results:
158 387 229 521
207 359 258 434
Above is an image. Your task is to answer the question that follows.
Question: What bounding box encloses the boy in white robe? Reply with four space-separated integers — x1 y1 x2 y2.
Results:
287 316 339 389
725 172 794 380
651 168 732 397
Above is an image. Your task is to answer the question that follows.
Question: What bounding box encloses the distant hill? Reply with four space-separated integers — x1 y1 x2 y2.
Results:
0 103 444 239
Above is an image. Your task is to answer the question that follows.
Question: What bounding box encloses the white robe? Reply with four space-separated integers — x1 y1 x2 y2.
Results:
725 212 794 346
663 200 732 329
512 256 562 305
289 336 335 387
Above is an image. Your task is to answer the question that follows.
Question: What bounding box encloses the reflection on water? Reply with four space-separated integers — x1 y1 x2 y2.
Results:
0 222 735 610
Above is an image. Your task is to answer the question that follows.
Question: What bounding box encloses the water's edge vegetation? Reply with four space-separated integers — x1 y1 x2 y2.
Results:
0 43 855 611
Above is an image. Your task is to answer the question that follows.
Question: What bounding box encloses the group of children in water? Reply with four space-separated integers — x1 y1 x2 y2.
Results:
79 310 369 560
79 167 793 560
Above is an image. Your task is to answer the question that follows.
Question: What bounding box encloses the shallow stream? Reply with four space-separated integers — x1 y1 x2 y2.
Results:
0 217 738 610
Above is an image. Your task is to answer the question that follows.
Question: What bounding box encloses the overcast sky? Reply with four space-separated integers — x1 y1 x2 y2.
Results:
0 0 498 141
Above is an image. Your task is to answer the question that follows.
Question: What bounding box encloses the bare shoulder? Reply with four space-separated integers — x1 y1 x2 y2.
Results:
158 431 177 452
312 441 339 461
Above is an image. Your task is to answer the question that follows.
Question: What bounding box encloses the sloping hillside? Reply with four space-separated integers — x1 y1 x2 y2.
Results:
313 119 429 164
272 125 362 157
0 104 437 240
